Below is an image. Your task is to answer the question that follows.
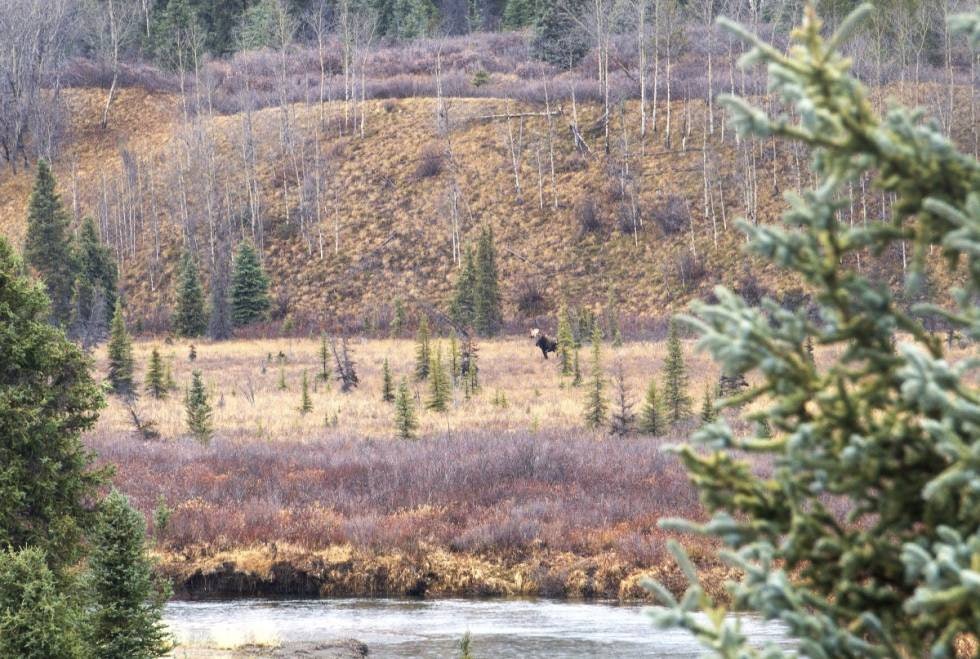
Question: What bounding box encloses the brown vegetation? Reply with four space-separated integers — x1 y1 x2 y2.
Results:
85 336 734 599
1 79 972 332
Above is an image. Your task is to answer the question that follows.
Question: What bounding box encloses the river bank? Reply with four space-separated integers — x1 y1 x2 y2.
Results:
157 544 736 602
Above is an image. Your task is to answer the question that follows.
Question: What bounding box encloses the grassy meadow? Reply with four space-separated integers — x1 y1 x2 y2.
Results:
92 335 725 440
86 334 737 600
87 333 975 602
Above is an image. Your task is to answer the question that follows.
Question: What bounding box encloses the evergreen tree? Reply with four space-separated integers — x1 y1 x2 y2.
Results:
24 160 76 325
391 0 437 39
662 319 691 423
145 348 167 399
173 251 207 338
609 364 635 438
107 301 135 398
463 340 479 398
391 298 406 337
576 307 596 345
0 547 86 659
804 335 815 365
230 240 270 327
415 315 431 380
699 381 717 424
571 349 582 386
648 7 980 655
502 0 539 28
184 371 212 444
70 217 118 343
449 334 461 380
473 227 503 337
583 325 606 429
639 379 664 436
151 0 204 71
449 246 477 328
298 370 312 414
427 347 450 412
394 379 418 439
318 335 331 382
381 358 395 403
0 237 108 570
532 0 589 69
278 364 287 390
556 304 575 376
238 0 281 50
87 490 173 659
75 217 118 316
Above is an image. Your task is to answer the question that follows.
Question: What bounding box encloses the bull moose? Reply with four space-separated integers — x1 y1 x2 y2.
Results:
530 328 558 359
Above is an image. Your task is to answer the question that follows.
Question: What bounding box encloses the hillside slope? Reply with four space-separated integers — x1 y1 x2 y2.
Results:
0 85 964 334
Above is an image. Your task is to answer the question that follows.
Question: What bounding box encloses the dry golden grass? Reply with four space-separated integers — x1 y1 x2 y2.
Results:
3 84 972 328
92 335 724 441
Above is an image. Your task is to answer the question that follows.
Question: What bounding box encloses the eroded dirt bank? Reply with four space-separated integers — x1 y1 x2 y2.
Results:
157 544 736 602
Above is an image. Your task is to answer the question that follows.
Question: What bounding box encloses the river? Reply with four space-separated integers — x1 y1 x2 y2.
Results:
165 597 792 657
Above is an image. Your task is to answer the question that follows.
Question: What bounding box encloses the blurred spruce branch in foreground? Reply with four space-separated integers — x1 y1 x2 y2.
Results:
645 4 980 658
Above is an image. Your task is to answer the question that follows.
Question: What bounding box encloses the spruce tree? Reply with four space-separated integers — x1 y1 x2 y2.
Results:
699 381 717 424
391 298 406 337
394 379 418 439
450 246 477 328
298 370 312 414
463 341 479 398
381 358 395 403
532 0 589 69
427 347 450 412
173 251 207 337
71 216 118 342
556 304 575 376
449 334 461 380
0 547 86 659
230 240 270 327
473 227 503 337
571 349 582 386
107 301 135 398
415 315 431 380
639 379 663 436
609 364 635 438
583 325 606 429
0 237 108 570
184 371 212 444
662 319 691 423
75 217 118 316
24 160 76 325
502 0 539 28
238 0 281 49
87 490 173 659
648 7 980 655
145 348 167 399
318 335 330 382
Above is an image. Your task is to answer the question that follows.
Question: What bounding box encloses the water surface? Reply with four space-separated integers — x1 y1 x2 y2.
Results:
166 597 791 657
